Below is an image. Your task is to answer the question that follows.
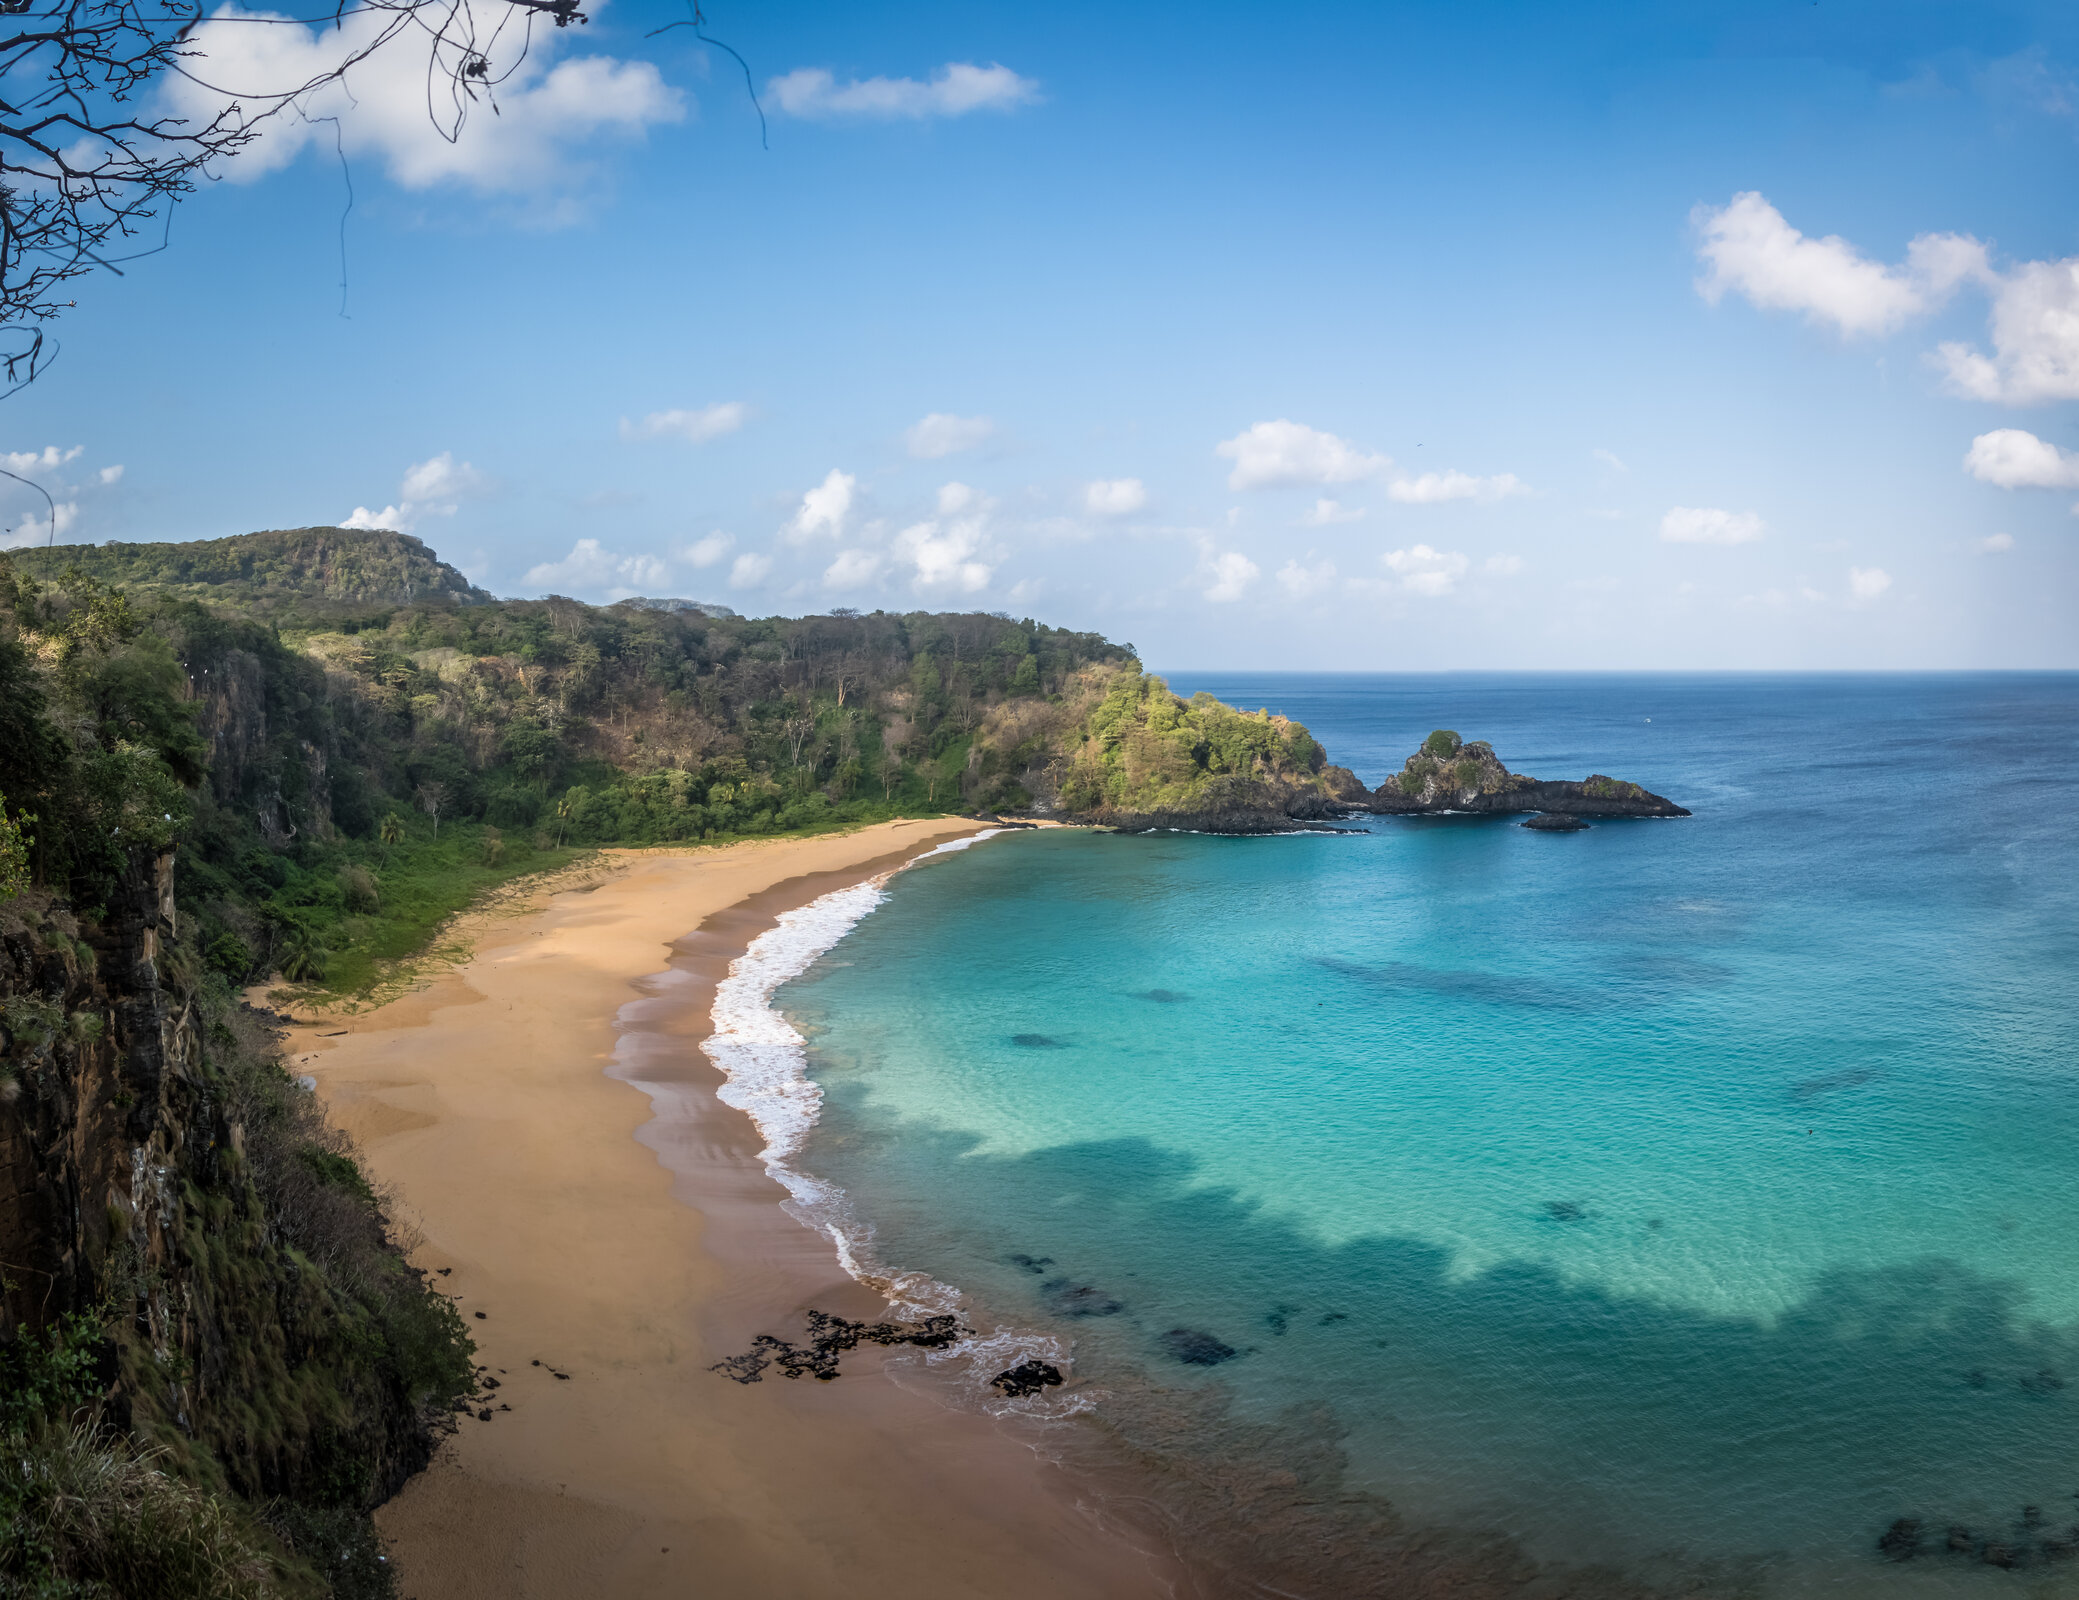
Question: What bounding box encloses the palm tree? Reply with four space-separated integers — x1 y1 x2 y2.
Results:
553 793 575 848
378 812 404 861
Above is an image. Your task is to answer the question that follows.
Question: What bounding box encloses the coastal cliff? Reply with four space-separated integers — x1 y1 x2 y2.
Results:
1367 730 1689 818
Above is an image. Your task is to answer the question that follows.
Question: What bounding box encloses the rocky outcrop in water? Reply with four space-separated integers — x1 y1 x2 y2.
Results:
1368 731 1689 819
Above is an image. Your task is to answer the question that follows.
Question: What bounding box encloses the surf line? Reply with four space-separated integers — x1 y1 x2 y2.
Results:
697 829 1089 1414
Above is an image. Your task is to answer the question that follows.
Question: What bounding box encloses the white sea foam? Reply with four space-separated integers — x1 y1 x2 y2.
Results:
698 829 1091 1413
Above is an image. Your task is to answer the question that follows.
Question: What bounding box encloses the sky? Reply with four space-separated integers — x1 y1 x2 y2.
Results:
6 0 2078 668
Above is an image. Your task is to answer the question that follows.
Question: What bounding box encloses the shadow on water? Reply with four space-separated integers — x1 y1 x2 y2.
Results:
836 1126 2079 1599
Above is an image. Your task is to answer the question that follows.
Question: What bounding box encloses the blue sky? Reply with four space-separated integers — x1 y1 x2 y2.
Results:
7 0 2078 667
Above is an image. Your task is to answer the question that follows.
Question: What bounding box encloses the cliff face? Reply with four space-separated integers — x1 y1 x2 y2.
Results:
0 850 459 1513
1368 732 1689 818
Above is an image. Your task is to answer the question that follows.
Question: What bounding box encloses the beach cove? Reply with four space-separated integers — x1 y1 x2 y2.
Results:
280 819 1178 1600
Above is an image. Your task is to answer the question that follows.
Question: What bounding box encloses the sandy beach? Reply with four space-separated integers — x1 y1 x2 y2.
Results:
281 820 1180 1600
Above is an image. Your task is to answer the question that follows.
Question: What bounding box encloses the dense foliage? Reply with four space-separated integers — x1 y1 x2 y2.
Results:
1062 670 1329 813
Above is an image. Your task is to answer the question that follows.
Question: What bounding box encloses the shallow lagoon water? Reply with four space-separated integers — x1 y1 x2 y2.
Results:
780 675 2079 1595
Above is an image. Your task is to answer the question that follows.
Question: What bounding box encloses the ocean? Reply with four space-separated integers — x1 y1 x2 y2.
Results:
716 674 2079 1597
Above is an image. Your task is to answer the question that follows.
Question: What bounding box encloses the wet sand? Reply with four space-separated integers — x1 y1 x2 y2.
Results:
281 821 1180 1600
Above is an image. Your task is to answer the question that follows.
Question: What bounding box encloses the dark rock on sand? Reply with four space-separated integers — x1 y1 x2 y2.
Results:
1522 812 1589 832
990 1359 1065 1398
1160 1328 1238 1366
710 1308 966 1384
1042 1278 1124 1318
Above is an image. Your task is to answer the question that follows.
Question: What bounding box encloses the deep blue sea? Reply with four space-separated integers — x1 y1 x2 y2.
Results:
779 675 2079 1596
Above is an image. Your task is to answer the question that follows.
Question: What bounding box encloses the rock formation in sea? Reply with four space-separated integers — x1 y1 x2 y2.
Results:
1366 730 1689 819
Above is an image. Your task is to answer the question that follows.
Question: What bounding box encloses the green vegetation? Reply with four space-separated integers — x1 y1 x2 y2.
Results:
1423 729 1462 757
1061 671 1329 814
7 528 490 622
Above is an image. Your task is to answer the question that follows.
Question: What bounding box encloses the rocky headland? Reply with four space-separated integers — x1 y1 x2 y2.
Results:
1362 730 1689 819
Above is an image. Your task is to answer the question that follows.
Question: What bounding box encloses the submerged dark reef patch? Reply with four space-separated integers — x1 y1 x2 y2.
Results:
1011 1032 1068 1047
710 1309 965 1383
1042 1278 1125 1317
1161 1328 1239 1366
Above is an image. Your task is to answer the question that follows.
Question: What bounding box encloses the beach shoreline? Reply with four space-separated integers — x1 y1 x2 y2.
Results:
278 819 1179 1600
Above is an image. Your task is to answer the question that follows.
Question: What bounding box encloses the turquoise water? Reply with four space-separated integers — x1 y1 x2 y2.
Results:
781 676 2079 1595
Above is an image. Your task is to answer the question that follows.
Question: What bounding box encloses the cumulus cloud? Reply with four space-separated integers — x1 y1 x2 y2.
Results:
1692 191 1987 337
523 538 671 597
1388 470 1528 504
768 62 1039 120
1217 420 1389 491
168 9 683 197
885 481 996 592
1693 192 2079 404
620 402 747 444
1302 498 1365 526
1276 557 1337 598
1935 259 2079 403
729 552 772 589
98 465 124 485
782 469 857 542
1979 533 2015 553
1660 506 1765 545
680 531 735 568
823 548 885 591
1848 566 1893 601
342 450 488 532
1963 428 2079 489
1382 544 1469 598
2 445 83 474
905 413 995 459
1083 478 1146 516
1 501 79 550
1202 550 1259 603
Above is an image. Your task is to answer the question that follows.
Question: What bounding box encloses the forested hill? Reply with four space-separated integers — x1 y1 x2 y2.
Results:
0 530 1353 997
26 527 493 614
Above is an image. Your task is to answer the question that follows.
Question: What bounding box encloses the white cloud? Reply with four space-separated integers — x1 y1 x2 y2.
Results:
342 450 488 532
620 402 747 444
1216 420 1389 491
768 62 1039 120
98 465 124 485
1936 258 2079 403
1483 553 1524 576
782 469 857 542
523 538 671 597
1593 448 1629 472
1083 478 1147 516
2 445 83 474
1388 469 1528 504
399 451 487 507
823 548 885 591
1 501 79 550
1693 192 2079 404
1692 191 1986 337
1962 428 2079 489
886 482 996 592
1849 566 1893 601
1302 498 1365 525
905 413 995 459
1979 533 2015 553
169 9 683 197
729 552 772 589
1276 557 1337 598
1382 544 1469 598
681 531 735 568
1202 550 1259 603
1660 506 1765 545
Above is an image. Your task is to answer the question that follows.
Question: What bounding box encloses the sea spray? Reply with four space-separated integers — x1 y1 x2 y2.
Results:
698 829 1091 1416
